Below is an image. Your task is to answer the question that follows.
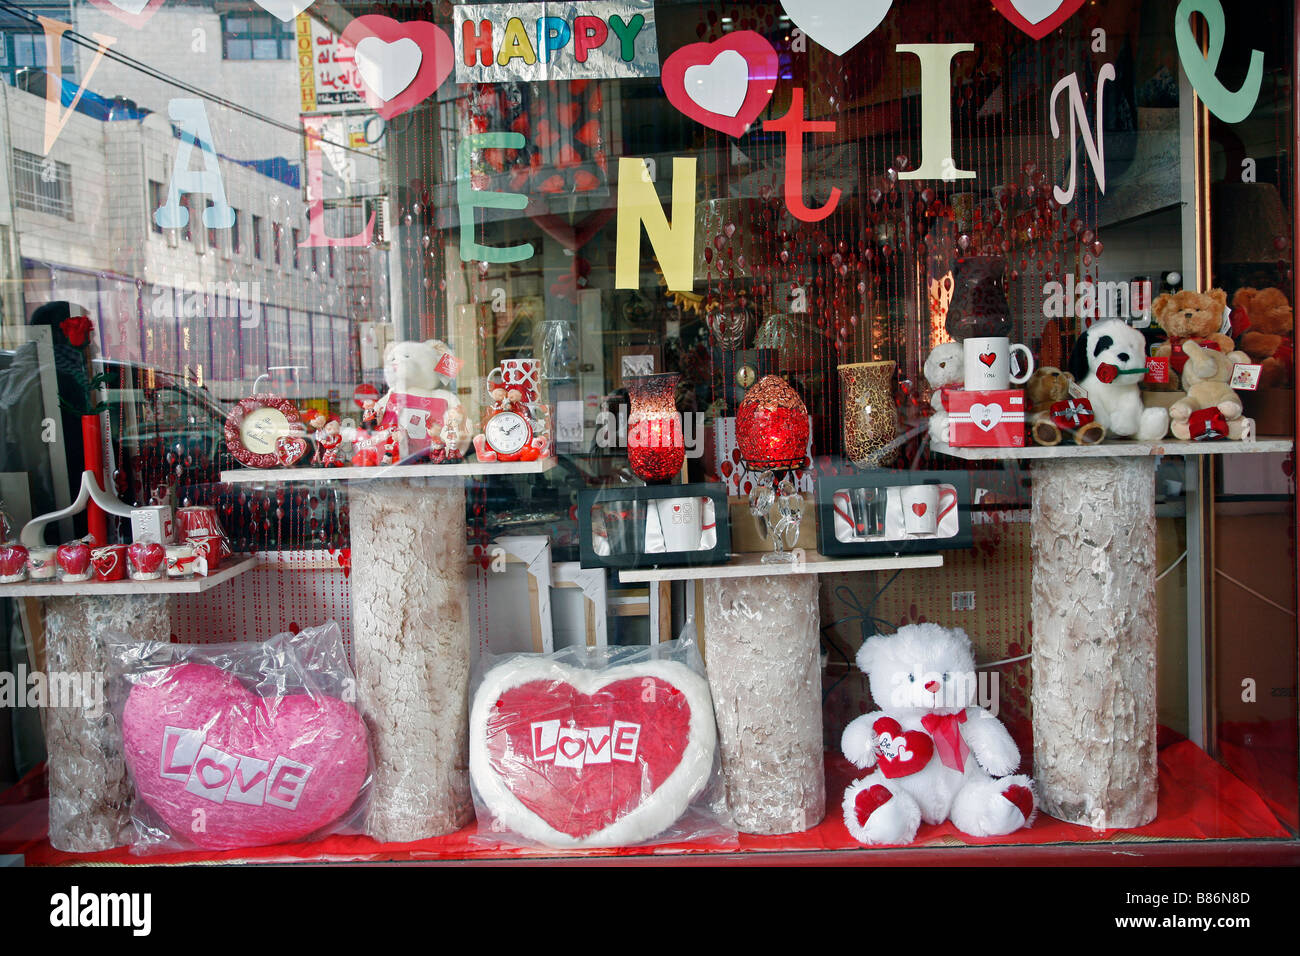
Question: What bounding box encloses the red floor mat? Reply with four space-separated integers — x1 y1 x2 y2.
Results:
0 739 1291 864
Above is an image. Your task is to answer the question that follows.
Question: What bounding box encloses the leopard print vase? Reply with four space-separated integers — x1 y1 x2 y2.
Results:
838 361 900 467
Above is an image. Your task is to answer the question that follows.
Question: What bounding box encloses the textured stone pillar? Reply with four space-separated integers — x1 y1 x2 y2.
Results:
1030 457 1158 829
349 478 473 841
702 573 825 834
43 593 170 852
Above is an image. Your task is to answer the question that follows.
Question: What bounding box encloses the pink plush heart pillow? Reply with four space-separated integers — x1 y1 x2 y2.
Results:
122 662 369 849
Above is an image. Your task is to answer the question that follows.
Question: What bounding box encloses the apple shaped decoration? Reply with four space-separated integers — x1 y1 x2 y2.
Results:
0 542 28 583
736 375 810 471
128 540 166 581
56 541 93 582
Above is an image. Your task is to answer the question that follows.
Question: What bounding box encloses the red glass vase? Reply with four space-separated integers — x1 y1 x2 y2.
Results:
626 373 684 483
736 375 810 470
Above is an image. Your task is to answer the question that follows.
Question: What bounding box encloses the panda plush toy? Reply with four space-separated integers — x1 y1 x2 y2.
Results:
1068 319 1169 441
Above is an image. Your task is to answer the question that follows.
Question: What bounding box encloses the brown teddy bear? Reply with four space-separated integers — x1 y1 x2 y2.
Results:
1026 367 1106 446
1152 288 1236 386
1169 340 1253 440
1232 286 1293 388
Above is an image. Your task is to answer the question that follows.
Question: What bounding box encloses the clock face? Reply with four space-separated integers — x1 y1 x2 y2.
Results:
241 407 290 455
485 411 531 455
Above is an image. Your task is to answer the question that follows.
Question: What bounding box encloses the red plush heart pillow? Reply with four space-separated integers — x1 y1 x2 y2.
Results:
469 657 716 847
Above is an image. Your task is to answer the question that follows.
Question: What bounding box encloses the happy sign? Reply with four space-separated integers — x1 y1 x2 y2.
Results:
453 0 658 83
469 656 716 847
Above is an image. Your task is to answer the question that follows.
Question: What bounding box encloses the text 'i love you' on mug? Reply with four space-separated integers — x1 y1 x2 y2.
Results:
963 337 1035 390
900 484 958 536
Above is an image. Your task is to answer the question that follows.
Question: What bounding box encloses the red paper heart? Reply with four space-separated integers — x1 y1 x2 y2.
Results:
122 663 368 849
471 659 715 846
661 31 780 138
911 502 927 517
536 119 559 148
556 101 582 130
340 16 453 120
575 119 602 148
991 0 1087 39
979 352 997 367
872 716 934 779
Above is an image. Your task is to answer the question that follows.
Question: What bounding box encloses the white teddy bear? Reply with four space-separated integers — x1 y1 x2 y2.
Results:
371 339 470 459
840 623 1036 845
923 341 964 445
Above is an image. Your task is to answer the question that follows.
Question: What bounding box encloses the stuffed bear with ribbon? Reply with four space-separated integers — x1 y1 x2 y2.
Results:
840 624 1036 845
1025 367 1105 446
1169 340 1253 440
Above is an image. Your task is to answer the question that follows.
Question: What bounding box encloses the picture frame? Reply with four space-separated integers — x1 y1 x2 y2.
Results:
224 394 305 468
815 471 972 558
578 482 731 570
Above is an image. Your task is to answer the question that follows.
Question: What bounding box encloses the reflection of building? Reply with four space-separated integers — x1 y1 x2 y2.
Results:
0 2 387 404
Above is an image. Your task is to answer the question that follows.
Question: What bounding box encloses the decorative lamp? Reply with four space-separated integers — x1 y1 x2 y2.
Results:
753 312 817 371
626 373 685 483
736 375 810 564
945 255 1012 341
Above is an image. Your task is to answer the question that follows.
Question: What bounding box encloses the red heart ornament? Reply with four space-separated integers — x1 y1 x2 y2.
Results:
121 663 369 849
661 31 780 138
872 716 934 778
991 0 1087 40
88 0 168 29
340 16 453 120
275 436 308 466
127 540 166 575
470 658 716 847
979 352 997 367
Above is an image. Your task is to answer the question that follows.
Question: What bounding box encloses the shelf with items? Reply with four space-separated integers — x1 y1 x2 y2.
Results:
0 554 258 598
218 456 557 484
930 437 1294 461
616 550 942 583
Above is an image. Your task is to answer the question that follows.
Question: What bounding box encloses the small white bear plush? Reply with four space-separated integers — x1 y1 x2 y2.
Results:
840 623 1036 845
923 341 964 445
371 339 470 458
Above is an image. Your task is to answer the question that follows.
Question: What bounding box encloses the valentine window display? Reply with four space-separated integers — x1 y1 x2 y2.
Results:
0 0 1297 875
109 622 371 852
468 640 730 848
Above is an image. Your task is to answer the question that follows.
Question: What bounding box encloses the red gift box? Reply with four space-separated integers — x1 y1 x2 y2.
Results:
1050 397 1095 430
948 390 1026 447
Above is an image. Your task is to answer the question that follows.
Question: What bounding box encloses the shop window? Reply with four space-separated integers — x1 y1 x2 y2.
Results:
251 214 263 261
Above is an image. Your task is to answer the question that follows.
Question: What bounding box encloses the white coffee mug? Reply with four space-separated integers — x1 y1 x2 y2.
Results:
654 496 703 552
964 337 1034 390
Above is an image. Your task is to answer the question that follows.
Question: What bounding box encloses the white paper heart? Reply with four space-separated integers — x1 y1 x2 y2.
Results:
970 403 1003 432
683 50 749 118
1008 0 1062 25
253 0 315 21
780 0 892 57
107 0 151 14
355 36 422 103
469 656 716 848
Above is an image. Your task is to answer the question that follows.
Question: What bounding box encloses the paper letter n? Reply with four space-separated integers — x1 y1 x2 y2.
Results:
616 157 695 292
